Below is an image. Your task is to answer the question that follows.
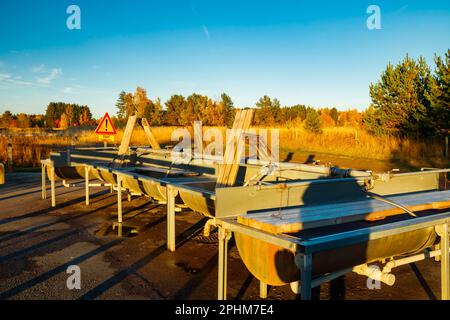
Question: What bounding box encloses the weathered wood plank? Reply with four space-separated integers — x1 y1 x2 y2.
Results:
216 110 239 184
141 118 161 150
226 109 254 186
217 110 243 187
237 190 450 234
217 109 254 188
244 192 450 224
118 115 137 155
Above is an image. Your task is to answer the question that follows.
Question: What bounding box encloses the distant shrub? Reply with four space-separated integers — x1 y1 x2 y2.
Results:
304 110 323 134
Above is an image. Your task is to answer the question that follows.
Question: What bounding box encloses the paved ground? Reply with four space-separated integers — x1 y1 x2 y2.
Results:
0 172 444 300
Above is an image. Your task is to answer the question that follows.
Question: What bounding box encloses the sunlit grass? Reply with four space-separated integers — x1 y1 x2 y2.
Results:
0 125 447 169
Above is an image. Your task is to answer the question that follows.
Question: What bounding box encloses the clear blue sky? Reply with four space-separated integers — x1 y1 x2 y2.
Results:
0 0 448 117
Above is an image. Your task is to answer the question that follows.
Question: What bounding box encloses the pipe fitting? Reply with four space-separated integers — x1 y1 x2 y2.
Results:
203 218 217 237
353 264 395 286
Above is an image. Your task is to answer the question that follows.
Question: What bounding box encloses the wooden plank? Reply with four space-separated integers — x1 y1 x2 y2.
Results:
219 112 246 186
237 190 450 234
239 192 450 225
245 197 450 227
141 118 161 150
244 191 450 224
118 115 137 155
216 109 254 188
240 200 450 234
216 110 242 186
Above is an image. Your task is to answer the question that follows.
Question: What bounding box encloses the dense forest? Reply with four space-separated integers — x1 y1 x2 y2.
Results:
0 102 94 129
0 50 448 139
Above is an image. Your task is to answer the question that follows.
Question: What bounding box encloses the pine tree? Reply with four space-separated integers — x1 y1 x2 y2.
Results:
304 109 322 133
427 49 450 136
116 91 135 120
219 93 235 127
116 91 127 119
368 54 435 137
181 94 208 126
255 96 281 126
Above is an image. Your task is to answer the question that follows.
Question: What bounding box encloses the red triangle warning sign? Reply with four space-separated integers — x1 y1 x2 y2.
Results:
95 112 117 135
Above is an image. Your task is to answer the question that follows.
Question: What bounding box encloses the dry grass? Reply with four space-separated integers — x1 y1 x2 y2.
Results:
1 125 448 170
278 126 443 160
276 126 448 169
0 135 73 167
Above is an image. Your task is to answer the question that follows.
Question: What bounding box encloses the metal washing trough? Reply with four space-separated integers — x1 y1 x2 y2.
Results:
40 146 217 206
211 169 450 299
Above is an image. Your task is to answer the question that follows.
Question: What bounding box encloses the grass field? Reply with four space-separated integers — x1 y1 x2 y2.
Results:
0 126 448 172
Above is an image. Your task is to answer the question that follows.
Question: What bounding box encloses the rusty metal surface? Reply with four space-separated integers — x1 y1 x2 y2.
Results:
235 226 437 286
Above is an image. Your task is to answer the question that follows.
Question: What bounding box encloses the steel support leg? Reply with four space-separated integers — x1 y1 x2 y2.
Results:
85 166 90 206
41 163 46 200
166 186 176 252
117 175 123 225
295 253 312 300
441 223 449 300
218 227 229 300
260 281 268 299
50 166 56 207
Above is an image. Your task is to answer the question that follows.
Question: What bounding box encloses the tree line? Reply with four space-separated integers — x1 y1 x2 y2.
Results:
44 102 94 128
113 87 362 134
0 103 94 129
115 87 235 127
0 111 45 128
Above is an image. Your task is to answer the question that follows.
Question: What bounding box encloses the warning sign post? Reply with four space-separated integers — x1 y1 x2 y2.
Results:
95 112 117 147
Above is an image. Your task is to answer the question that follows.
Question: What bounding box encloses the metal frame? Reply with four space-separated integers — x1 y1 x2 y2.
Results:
41 160 112 208
217 212 450 300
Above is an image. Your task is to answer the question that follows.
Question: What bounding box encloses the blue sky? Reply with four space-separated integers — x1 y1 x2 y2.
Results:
0 0 449 118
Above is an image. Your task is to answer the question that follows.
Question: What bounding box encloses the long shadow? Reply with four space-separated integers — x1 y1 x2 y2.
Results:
120 202 160 222
0 226 93 263
0 239 123 299
0 195 115 244
78 218 207 300
410 262 437 300
0 195 113 250
0 185 65 201
304 154 316 164
137 215 167 232
1 188 80 209
0 177 41 193
171 252 219 299
234 273 254 300
0 189 109 226
0 196 158 248
171 240 237 300
283 152 294 163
